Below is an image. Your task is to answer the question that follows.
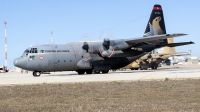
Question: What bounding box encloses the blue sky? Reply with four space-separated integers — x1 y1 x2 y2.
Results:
0 0 199 68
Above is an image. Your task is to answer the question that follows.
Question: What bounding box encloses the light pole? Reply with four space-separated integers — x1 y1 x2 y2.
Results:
4 21 7 71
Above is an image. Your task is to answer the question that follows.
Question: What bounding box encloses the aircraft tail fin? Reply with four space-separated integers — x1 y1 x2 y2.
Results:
188 50 191 57
144 4 167 44
161 38 176 54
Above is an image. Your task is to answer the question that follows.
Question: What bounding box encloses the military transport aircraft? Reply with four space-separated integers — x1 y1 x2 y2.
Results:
14 4 193 77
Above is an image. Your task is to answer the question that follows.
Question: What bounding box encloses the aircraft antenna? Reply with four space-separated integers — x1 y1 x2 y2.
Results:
4 21 7 70
50 31 54 44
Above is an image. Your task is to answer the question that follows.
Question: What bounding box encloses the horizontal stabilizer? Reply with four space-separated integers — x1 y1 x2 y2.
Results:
155 52 190 57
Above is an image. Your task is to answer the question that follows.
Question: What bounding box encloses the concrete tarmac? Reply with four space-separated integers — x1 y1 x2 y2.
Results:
0 65 200 86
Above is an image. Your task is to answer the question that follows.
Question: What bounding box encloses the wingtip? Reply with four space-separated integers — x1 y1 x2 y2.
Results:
190 41 195 44
180 33 188 36
176 33 188 36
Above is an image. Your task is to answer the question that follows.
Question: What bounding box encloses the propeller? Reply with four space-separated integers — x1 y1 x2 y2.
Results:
81 41 91 61
80 31 115 59
82 42 89 52
99 38 114 58
79 34 93 61
102 38 110 49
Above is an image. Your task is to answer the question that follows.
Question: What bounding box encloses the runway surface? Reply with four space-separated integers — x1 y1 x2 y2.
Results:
0 65 200 86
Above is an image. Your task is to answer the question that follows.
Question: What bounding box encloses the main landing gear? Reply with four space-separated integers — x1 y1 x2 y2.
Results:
76 70 109 75
151 65 158 70
33 71 41 77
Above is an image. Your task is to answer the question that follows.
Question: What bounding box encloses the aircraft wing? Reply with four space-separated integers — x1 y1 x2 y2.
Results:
124 33 187 45
167 52 190 56
83 33 189 57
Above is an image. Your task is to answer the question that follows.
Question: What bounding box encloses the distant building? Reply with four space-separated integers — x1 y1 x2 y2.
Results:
186 56 199 65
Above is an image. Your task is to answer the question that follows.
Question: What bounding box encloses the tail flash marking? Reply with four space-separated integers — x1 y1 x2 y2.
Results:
153 6 162 10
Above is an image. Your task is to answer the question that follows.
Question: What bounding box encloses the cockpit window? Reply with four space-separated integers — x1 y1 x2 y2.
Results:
30 48 38 53
24 49 29 53
24 49 30 56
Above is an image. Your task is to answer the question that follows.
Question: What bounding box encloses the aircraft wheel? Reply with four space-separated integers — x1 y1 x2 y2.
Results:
86 70 93 74
102 70 109 74
33 71 41 77
131 68 135 70
135 68 139 70
151 66 154 69
151 66 157 70
77 70 85 75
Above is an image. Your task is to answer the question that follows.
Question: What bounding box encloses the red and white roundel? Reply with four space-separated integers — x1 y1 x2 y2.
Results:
40 56 44 60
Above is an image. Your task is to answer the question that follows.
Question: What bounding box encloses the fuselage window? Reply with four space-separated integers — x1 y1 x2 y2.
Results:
40 50 44 53
29 56 35 60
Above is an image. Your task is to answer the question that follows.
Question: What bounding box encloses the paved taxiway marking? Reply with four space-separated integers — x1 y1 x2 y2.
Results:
168 70 200 74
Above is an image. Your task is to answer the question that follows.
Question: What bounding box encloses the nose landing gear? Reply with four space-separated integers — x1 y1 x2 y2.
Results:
33 71 41 77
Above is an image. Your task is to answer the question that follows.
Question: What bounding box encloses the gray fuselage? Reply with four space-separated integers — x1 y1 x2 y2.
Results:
14 41 155 72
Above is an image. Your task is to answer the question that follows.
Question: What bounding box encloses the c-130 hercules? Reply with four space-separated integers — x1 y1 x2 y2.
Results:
14 4 193 77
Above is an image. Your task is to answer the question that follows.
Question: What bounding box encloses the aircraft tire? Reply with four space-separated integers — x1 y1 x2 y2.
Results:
86 70 93 74
33 72 35 76
152 66 156 69
33 71 41 77
102 70 109 74
77 70 85 75
135 68 139 70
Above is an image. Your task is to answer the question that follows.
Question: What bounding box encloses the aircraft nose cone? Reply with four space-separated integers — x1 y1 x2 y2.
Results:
13 59 17 66
13 57 27 69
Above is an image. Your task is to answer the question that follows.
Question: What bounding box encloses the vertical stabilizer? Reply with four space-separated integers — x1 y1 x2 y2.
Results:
144 4 167 44
162 38 176 53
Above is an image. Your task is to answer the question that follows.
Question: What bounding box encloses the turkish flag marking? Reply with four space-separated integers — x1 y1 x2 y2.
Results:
40 56 44 60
